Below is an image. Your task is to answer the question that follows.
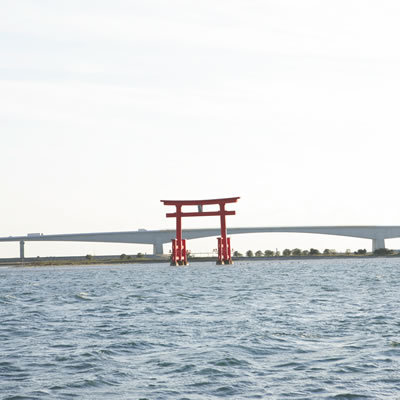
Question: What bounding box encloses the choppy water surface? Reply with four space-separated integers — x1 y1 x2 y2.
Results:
1 259 400 399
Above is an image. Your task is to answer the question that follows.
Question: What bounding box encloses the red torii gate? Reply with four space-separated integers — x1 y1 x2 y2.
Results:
161 197 240 265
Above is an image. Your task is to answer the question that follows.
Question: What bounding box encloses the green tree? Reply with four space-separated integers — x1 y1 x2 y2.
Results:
373 248 393 256
136 252 144 258
323 249 331 255
275 250 281 257
355 249 367 255
264 250 274 257
282 249 291 256
85 254 92 260
233 250 242 257
302 250 309 256
120 253 127 260
292 248 302 256
255 250 263 257
246 250 254 257
309 248 320 255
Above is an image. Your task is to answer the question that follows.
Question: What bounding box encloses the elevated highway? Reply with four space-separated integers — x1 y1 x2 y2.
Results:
1 226 400 259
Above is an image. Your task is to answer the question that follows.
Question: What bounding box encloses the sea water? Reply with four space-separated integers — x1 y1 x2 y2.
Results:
1 259 399 399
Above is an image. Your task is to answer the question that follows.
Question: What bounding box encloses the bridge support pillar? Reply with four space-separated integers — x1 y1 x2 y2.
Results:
372 237 385 252
152 241 164 255
20 241 25 261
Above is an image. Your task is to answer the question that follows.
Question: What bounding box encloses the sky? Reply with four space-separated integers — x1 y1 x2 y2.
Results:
2 0 400 258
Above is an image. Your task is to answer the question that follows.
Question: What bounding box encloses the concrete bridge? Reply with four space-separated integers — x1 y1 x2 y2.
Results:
1 226 400 259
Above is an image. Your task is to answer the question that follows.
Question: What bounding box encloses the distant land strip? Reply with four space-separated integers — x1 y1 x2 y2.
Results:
1 253 400 267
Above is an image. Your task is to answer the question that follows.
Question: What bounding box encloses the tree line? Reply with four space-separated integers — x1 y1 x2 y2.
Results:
232 248 395 257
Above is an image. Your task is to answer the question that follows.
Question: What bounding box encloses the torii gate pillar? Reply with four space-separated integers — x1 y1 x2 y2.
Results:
161 197 239 265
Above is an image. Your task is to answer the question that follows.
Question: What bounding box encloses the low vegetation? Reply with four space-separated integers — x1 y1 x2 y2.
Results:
232 248 399 258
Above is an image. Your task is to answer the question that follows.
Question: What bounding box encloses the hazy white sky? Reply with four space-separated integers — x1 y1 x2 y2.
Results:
2 0 400 257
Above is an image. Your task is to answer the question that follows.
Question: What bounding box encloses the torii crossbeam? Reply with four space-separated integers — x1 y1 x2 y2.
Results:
161 197 240 265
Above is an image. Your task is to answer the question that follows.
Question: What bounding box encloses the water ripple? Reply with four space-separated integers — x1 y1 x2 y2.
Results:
1 259 400 399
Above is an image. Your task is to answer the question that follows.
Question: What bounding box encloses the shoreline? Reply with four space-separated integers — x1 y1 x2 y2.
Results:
1 253 399 267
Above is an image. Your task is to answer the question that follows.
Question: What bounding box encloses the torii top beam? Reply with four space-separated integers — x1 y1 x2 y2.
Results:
161 197 240 218
160 197 240 207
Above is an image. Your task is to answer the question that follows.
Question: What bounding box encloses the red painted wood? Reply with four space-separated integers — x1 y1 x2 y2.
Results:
161 197 239 206
161 197 239 265
166 211 235 218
